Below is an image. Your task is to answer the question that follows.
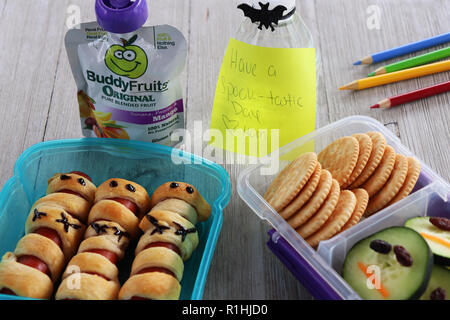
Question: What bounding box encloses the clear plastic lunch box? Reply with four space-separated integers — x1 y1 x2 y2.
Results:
0 138 231 300
238 115 450 300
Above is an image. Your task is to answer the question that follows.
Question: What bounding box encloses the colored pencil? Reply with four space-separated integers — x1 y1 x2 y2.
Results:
368 47 450 76
354 32 450 65
340 60 450 91
370 81 450 109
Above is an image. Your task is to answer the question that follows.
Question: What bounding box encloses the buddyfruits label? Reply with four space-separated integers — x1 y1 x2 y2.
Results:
66 22 187 146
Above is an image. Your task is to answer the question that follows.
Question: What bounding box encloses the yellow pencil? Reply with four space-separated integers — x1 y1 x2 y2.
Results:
340 60 450 90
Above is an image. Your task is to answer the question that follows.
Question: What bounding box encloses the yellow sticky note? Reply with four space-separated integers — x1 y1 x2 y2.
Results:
210 38 317 157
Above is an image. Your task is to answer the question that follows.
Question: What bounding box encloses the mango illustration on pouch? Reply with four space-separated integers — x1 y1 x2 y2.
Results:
79 91 130 140
210 38 316 157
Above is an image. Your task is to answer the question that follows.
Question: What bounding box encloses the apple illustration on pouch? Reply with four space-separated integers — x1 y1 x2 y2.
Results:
105 35 148 79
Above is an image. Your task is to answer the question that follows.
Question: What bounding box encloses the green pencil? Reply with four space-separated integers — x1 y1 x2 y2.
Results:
368 46 450 76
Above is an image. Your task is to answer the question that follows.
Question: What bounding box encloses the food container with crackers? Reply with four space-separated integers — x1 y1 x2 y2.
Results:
0 138 231 300
238 116 449 300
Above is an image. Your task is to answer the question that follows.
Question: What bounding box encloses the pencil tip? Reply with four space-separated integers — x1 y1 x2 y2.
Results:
368 72 375 77
339 81 358 90
370 104 380 109
360 56 374 65
353 61 362 66
374 68 386 75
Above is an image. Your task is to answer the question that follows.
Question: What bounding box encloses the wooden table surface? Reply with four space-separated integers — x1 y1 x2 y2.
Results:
0 0 448 299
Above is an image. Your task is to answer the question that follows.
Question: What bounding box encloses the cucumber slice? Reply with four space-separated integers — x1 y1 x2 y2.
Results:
343 227 432 300
405 217 450 266
420 265 450 300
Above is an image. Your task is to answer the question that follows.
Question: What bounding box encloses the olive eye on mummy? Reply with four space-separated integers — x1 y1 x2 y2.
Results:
170 182 179 189
60 174 86 186
186 186 194 194
109 180 118 188
78 178 86 186
126 184 136 192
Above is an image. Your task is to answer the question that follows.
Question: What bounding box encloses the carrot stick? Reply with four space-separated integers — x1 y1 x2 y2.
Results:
357 261 389 298
420 232 450 248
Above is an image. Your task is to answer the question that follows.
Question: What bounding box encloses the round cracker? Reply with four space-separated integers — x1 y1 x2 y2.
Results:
287 170 333 229
342 134 373 188
387 157 421 206
360 145 396 197
348 131 386 189
264 152 318 212
318 136 359 187
296 179 340 238
306 190 356 248
280 163 322 219
340 189 369 233
365 154 409 216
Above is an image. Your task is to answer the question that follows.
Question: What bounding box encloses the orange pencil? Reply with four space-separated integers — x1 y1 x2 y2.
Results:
340 60 450 90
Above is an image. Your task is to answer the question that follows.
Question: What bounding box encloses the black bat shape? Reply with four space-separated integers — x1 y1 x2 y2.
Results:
238 2 288 31
237 3 260 24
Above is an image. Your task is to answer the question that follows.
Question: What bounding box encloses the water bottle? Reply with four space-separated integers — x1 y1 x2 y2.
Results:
209 0 319 160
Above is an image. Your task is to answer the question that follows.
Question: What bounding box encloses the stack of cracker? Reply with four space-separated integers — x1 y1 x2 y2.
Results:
264 131 421 248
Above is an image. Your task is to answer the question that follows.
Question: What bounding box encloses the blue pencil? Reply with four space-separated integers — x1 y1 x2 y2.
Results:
354 32 450 65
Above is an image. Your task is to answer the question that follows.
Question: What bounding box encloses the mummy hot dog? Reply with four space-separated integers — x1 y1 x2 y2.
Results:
119 181 211 300
55 178 150 300
0 172 96 299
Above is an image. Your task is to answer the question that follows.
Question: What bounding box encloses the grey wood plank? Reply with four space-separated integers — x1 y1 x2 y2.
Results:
43 0 95 142
315 0 450 180
187 0 259 299
188 0 265 300
0 0 69 188
188 0 316 300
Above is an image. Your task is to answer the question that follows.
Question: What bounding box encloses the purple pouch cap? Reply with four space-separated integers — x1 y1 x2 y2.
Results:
95 0 148 34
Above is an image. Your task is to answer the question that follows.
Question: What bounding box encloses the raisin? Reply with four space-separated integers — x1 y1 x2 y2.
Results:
430 287 446 300
369 239 392 254
429 217 450 231
393 245 413 267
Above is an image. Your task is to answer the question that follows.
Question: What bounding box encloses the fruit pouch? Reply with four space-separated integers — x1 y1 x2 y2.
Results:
65 0 187 146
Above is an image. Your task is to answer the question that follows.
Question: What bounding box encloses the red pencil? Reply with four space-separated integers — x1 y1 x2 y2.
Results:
370 80 450 109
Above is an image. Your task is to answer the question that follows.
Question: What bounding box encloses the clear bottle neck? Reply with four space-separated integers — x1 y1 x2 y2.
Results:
241 0 296 12
234 4 321 72
235 9 312 49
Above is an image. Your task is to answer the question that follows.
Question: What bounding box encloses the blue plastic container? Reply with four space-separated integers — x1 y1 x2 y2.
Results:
0 138 231 300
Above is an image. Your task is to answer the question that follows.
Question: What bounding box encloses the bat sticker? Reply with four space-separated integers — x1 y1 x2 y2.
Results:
237 2 291 32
